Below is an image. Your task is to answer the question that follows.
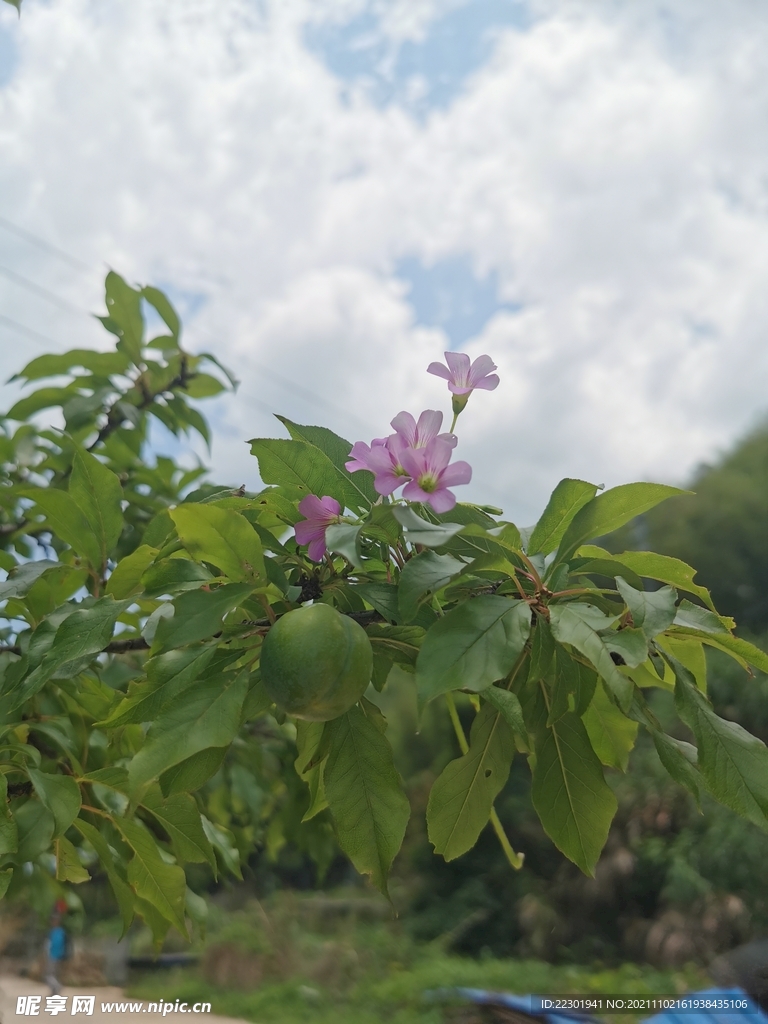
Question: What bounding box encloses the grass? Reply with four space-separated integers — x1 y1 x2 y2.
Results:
125 893 710 1024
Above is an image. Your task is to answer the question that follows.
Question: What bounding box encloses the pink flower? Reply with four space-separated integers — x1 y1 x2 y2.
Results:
345 437 389 473
427 352 500 395
389 410 456 450
399 438 472 513
346 410 457 497
294 495 341 561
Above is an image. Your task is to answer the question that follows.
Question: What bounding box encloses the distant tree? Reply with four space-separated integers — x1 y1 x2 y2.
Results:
639 426 768 633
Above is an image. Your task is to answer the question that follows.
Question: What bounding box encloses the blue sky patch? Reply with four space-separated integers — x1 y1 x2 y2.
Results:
0 19 19 88
396 254 520 346
306 0 530 113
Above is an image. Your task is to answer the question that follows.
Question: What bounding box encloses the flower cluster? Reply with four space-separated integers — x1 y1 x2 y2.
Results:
293 351 498 561
346 409 470 514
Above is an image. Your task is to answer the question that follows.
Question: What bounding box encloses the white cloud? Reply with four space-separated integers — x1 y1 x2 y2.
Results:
1 0 768 524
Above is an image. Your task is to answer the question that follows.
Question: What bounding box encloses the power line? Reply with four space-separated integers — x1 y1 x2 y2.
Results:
0 264 85 315
0 215 90 273
0 312 65 349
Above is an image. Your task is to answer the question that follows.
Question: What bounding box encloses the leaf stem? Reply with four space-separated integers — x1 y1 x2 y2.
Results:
444 692 525 869
489 808 524 869
445 692 469 754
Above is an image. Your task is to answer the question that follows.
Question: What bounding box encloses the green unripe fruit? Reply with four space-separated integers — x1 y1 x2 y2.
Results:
260 603 373 721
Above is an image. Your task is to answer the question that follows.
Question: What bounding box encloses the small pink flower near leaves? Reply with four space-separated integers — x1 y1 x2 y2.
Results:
400 438 472 513
346 411 457 496
427 352 500 395
389 410 457 450
294 495 341 561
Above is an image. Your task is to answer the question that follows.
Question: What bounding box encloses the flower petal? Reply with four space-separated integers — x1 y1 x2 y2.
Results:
399 447 426 478
471 374 500 391
427 361 452 381
444 351 470 383
402 480 431 503
390 411 417 445
374 471 408 495
295 521 323 546
298 494 328 520
468 354 498 383
307 536 327 561
439 460 473 487
437 432 459 448
414 409 443 446
423 437 454 474
426 488 457 514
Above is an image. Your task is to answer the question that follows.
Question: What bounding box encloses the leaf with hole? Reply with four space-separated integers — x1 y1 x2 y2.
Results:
427 702 514 861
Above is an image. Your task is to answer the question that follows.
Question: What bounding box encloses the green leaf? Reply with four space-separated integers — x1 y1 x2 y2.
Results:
275 417 377 507
427 702 514 861
2 1 22 14
656 634 707 692
170 504 265 583
100 645 217 728
527 479 599 556
101 271 144 364
673 599 729 634
482 686 526 739
673 659 768 830
201 817 242 878
366 623 424 666
556 483 687 565
652 732 703 806
249 438 370 512
27 769 81 836
528 692 617 875
4 597 129 713
55 836 90 883
140 788 216 871
160 748 227 797
392 506 464 547
141 557 214 597
72 819 134 934
601 626 648 668
13 349 130 382
325 524 363 567
70 447 124 568
549 604 633 712
0 559 59 601
141 286 180 340
324 706 410 895
417 597 531 703
398 550 465 622
23 488 102 567
153 583 254 652
295 721 328 822
14 800 55 862
48 596 128 664
0 776 18 856
113 817 187 935
668 628 768 675
609 550 716 610
106 545 158 599
357 582 400 623
615 577 677 639
582 682 638 771
128 671 248 792
0 870 13 899
7 385 79 421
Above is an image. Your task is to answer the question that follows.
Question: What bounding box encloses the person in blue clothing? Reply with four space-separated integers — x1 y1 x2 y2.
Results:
44 903 69 996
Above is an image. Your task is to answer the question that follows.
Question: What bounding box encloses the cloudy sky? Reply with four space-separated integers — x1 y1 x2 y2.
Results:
1 0 767 524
